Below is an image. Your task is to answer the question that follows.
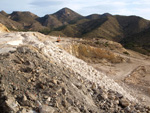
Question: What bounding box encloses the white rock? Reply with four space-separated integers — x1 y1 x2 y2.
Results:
5 97 20 112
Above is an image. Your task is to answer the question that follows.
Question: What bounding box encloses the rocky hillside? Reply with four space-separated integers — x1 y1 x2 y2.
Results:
50 13 150 40
9 11 47 31
0 8 83 31
0 32 150 113
37 8 82 30
0 7 150 54
0 11 23 30
121 27 150 55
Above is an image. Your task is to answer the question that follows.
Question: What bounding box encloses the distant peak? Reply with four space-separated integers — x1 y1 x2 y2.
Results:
59 7 72 11
86 14 101 19
53 7 82 19
11 11 38 17
0 10 8 15
102 13 112 16
54 7 75 15
12 11 32 14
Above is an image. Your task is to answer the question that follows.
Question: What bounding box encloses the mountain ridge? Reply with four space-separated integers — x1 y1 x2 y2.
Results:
0 7 150 55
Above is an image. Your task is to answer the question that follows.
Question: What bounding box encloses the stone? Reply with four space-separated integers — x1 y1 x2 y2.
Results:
20 100 33 107
12 85 18 91
66 98 74 106
102 93 108 100
52 79 57 85
62 100 66 107
0 87 5 92
119 98 130 108
67 106 79 113
76 84 82 89
62 87 66 95
5 97 20 112
44 95 49 99
19 107 27 113
21 67 33 73
31 77 36 82
40 105 55 113
124 106 131 112
113 99 119 105
91 83 97 90
17 47 29 54
46 97 51 102
26 92 37 101
108 93 115 100
28 79 31 83
20 108 37 113
116 92 123 99
38 83 45 89
97 94 106 101
23 95 27 101
13 59 22 64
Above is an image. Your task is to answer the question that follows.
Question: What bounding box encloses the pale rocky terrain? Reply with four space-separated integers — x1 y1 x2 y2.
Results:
0 23 9 33
58 37 150 106
0 24 150 112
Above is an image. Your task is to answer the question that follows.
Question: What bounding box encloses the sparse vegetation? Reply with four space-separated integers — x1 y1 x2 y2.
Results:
104 42 109 47
39 29 51 35
95 41 100 45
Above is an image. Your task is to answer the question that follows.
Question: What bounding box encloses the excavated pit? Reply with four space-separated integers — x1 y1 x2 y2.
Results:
60 43 126 64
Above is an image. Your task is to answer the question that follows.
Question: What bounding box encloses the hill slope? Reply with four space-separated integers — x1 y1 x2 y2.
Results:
0 11 23 30
0 32 149 112
0 8 150 54
52 15 150 41
9 11 47 31
121 27 150 55
37 8 83 30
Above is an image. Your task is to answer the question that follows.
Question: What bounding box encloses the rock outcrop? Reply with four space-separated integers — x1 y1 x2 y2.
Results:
0 23 9 33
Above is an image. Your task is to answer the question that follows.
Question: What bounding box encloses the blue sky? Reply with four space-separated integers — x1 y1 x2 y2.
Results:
0 0 150 20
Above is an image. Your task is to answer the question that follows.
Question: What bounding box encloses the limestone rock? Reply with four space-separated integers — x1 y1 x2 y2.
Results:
5 97 20 112
26 92 37 101
119 98 130 108
40 105 55 113
0 23 9 33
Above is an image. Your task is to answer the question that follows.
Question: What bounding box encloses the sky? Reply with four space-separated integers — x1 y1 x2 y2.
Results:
0 0 150 20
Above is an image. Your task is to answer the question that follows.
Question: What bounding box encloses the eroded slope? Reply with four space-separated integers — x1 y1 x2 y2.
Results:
0 32 150 112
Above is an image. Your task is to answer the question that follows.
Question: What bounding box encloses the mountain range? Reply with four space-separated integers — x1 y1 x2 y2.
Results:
0 7 150 55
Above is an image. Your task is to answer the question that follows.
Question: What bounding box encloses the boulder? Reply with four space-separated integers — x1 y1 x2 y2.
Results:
5 97 20 112
119 98 130 108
